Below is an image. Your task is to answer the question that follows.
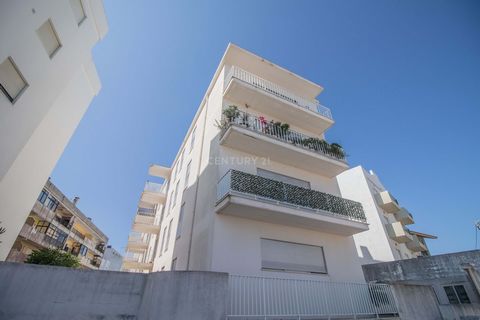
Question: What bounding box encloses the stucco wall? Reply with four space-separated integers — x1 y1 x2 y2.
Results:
0 263 228 320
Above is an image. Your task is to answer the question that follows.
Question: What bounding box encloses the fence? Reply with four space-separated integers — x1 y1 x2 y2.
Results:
227 275 398 319
226 66 333 120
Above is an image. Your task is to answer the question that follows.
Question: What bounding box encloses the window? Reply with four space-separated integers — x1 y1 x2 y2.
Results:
172 181 180 208
35 221 50 233
159 226 167 256
184 161 191 189
46 195 59 211
171 258 177 270
69 0 86 25
164 219 173 252
79 244 88 256
261 239 327 274
257 168 310 189
38 189 48 204
37 19 62 58
444 285 471 304
190 127 196 153
176 203 185 238
0 57 28 103
176 149 184 178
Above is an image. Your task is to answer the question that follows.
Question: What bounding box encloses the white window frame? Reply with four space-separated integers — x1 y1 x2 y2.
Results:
37 19 62 59
189 127 196 153
69 0 87 26
164 219 173 252
260 238 328 274
0 57 28 104
184 161 191 189
176 203 185 239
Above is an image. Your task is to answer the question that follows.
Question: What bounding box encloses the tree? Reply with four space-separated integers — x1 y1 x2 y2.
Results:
25 248 80 268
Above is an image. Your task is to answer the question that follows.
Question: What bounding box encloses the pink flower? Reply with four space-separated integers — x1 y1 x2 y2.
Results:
259 116 267 125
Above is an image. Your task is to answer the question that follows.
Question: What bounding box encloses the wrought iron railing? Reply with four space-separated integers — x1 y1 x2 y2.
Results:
221 110 346 162
217 170 366 222
227 275 398 318
225 66 333 119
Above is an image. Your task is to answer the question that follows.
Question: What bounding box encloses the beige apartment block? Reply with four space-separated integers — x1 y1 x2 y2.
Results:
6 179 108 269
0 0 108 260
123 44 435 282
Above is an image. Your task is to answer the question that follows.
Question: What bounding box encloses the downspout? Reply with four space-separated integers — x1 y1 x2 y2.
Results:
186 95 210 270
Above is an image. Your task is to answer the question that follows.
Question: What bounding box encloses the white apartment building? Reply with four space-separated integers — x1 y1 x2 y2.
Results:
0 1 108 260
123 44 434 283
337 166 436 262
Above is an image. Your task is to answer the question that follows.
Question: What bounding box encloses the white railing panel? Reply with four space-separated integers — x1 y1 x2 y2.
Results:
226 66 333 120
228 275 398 318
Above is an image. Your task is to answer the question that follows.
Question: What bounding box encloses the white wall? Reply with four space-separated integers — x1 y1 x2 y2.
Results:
0 0 107 259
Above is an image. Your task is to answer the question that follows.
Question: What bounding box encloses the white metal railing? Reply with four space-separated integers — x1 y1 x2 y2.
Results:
227 275 398 319
226 66 333 120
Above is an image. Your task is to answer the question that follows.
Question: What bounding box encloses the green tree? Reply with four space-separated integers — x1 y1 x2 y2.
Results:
26 248 80 268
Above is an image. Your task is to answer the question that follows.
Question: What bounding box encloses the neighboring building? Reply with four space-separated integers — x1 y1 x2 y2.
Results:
0 0 108 260
6 179 108 270
337 166 436 263
363 250 480 320
100 245 123 271
122 44 432 282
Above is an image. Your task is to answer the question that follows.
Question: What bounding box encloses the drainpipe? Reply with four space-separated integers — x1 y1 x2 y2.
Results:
186 95 209 270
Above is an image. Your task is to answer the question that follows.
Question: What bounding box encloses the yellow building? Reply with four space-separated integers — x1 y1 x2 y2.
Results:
6 179 108 269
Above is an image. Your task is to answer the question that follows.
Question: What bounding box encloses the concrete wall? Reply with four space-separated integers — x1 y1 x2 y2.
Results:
363 251 480 320
392 284 443 320
0 262 228 320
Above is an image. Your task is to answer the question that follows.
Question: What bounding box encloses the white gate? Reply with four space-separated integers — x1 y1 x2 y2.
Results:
227 275 399 319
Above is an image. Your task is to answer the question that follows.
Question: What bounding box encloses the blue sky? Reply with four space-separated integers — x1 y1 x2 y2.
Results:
51 0 480 254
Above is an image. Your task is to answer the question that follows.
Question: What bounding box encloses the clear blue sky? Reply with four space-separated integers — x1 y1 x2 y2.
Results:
51 0 480 254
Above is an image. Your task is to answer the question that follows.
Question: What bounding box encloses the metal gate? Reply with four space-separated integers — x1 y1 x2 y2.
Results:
227 275 399 319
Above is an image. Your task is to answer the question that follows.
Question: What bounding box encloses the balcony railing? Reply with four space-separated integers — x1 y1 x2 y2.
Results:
228 275 398 318
217 170 366 222
226 66 333 120
144 181 163 193
221 110 346 162
137 207 156 217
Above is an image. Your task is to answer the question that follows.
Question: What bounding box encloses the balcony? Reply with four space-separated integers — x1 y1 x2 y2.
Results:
132 206 159 234
126 234 149 253
140 181 166 205
224 66 334 134
148 164 172 179
219 110 348 177
134 207 156 225
385 222 413 243
406 234 427 252
32 201 56 221
216 170 368 236
122 256 153 271
394 208 414 225
375 191 400 213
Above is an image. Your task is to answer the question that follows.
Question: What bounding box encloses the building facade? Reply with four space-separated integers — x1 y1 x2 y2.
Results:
100 245 123 271
0 0 108 260
123 44 433 282
337 166 436 263
6 179 108 269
